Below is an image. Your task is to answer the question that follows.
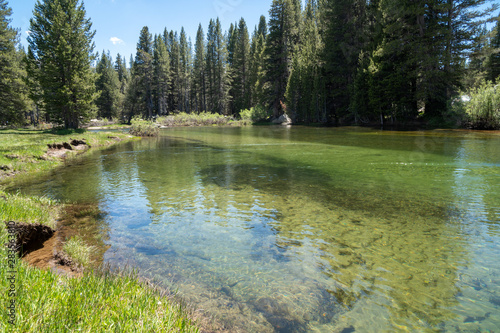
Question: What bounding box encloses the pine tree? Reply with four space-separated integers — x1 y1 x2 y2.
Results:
115 53 128 94
488 17 500 82
227 22 238 68
249 16 268 108
367 0 496 122
153 34 170 116
132 26 154 119
112 54 128 121
192 24 207 113
286 0 324 123
28 0 96 129
232 18 251 114
25 46 45 125
95 51 120 119
258 14 268 37
167 30 181 112
179 27 191 112
206 18 231 114
0 0 27 125
265 0 301 118
322 0 368 123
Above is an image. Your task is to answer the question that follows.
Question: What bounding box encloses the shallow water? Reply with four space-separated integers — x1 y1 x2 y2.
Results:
10 127 500 332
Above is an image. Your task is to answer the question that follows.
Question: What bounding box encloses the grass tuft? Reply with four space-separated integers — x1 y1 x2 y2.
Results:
62 235 94 268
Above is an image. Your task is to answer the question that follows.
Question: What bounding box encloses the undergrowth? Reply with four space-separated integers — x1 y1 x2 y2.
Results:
157 111 248 127
129 119 159 137
463 80 500 129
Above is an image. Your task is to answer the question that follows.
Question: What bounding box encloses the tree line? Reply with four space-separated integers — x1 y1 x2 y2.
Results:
0 0 499 129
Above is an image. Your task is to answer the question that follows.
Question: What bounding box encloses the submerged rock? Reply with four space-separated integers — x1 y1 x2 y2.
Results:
490 295 500 306
254 297 290 317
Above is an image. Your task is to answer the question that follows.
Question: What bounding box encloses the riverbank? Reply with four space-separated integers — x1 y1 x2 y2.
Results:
0 128 135 183
0 129 207 332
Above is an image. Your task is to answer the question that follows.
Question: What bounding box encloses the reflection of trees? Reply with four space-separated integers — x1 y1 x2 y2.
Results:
134 137 209 222
452 138 500 235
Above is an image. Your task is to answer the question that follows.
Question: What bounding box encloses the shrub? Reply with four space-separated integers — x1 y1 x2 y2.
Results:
157 112 235 126
464 80 500 129
129 119 159 137
239 105 269 123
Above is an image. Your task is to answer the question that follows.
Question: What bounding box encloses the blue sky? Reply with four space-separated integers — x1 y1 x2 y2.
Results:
9 0 273 66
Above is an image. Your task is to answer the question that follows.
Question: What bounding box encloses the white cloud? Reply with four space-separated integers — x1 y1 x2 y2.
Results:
25 31 32 36
110 37 124 45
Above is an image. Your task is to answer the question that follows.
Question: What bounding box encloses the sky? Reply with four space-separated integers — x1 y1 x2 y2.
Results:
8 0 273 67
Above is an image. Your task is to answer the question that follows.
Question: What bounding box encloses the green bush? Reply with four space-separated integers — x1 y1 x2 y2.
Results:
129 119 159 137
157 112 237 126
465 80 500 129
240 105 269 123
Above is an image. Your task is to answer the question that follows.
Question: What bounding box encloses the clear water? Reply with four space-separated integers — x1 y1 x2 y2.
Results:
9 127 500 332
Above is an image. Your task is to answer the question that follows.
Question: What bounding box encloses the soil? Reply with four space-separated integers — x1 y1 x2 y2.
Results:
22 230 82 278
45 139 89 159
5 221 82 277
7 221 54 253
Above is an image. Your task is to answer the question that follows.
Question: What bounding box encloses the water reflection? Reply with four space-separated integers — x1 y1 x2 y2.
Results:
8 127 500 332
443 137 500 331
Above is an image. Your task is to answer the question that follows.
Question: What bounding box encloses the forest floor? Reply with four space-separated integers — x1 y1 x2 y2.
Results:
0 129 223 332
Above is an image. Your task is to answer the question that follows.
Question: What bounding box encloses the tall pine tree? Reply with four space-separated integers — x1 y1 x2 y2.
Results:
232 18 251 114
28 0 96 129
286 0 324 123
488 17 500 82
153 34 170 116
265 0 301 118
179 27 191 112
192 24 207 113
206 18 230 114
0 0 27 125
95 51 120 119
322 0 368 123
132 26 154 119
249 15 268 108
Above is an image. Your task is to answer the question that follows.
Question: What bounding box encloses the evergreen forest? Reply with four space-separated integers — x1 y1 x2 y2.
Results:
1 0 500 129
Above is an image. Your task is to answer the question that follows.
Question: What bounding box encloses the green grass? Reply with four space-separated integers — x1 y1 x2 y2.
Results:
62 235 94 268
0 191 59 229
0 128 134 184
0 129 201 332
0 261 199 332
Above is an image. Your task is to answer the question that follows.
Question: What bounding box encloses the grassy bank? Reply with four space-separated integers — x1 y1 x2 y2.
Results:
0 128 134 184
0 130 201 332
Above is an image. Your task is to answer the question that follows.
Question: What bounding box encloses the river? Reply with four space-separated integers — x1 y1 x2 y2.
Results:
9 126 500 332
